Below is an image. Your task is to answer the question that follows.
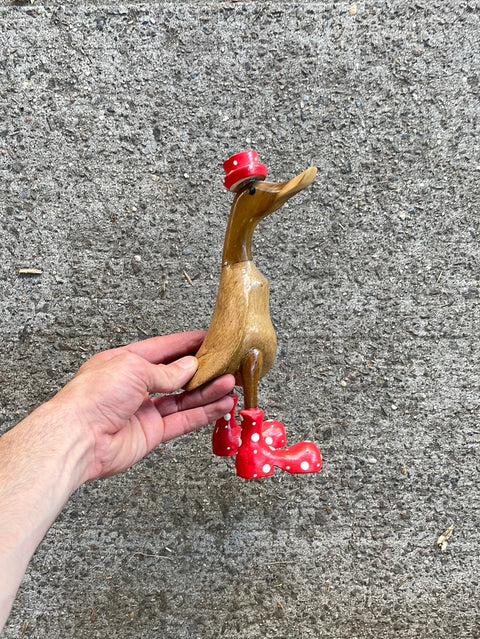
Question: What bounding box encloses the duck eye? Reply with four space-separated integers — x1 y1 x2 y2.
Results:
248 185 256 195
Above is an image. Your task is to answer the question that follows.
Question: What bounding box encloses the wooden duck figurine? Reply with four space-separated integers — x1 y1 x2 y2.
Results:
185 151 322 479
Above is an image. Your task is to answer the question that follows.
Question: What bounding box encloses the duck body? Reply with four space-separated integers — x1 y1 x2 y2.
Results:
185 161 318 410
186 259 276 390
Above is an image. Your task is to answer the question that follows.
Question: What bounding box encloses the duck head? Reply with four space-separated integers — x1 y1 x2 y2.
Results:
222 166 317 265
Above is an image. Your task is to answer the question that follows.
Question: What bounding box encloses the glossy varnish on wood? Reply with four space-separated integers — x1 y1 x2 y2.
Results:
185 166 317 408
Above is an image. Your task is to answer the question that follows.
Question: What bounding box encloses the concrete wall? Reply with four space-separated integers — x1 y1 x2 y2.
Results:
1 2 479 637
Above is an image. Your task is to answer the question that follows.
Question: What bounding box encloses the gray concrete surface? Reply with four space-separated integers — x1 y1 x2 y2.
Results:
1 1 479 637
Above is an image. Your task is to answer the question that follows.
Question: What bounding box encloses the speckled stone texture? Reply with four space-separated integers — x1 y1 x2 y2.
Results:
1 2 479 638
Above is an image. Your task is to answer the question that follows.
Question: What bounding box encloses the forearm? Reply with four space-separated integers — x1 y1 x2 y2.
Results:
0 401 91 630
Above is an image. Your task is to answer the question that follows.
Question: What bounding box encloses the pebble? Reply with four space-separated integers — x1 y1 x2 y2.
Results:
132 255 142 273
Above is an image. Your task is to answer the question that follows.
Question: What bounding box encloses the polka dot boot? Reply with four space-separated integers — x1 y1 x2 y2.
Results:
235 408 322 479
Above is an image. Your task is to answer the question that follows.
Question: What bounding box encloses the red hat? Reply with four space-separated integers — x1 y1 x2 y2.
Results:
223 150 267 192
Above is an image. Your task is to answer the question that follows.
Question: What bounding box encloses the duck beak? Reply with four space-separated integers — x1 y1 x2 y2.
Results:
268 166 317 213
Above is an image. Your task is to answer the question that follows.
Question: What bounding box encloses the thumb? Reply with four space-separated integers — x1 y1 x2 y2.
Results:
147 356 198 394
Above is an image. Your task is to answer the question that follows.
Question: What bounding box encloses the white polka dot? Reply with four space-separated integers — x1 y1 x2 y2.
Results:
262 464 271 474
233 160 238 166
317 463 321 467
251 433 260 442
226 446 230 451
253 449 257 454
265 436 273 445
252 421 256 426
253 473 258 478
286 466 290 470
224 413 231 421
301 461 310 471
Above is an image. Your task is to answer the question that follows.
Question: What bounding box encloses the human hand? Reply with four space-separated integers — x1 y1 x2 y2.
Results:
50 330 235 483
0 330 235 631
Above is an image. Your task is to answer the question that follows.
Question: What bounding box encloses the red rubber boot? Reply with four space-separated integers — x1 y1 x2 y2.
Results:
212 395 287 457
212 395 242 456
235 408 322 479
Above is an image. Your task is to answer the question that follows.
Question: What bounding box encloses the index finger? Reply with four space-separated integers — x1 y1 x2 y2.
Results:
122 331 206 364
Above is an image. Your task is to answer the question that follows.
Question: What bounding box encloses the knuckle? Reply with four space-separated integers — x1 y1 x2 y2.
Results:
157 363 176 390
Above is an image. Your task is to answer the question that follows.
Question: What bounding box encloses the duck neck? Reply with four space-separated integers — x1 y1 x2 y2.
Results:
222 217 256 265
221 198 262 266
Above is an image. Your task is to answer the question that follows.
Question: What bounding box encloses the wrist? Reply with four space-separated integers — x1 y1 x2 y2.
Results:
35 396 95 490
3 398 95 499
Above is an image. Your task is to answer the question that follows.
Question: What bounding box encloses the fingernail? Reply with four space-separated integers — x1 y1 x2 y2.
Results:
176 356 198 371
